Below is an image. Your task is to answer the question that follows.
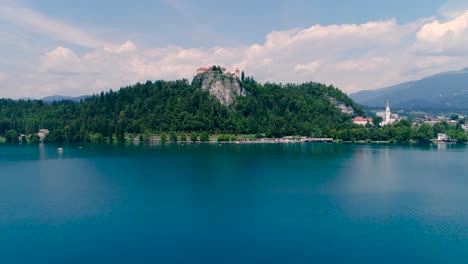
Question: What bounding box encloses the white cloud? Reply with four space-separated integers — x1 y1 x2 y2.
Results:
414 11 468 55
4 4 468 98
39 47 81 74
0 3 110 48
294 61 321 74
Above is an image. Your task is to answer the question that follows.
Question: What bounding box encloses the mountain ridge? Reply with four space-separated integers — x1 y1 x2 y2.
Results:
350 68 468 110
18 95 90 102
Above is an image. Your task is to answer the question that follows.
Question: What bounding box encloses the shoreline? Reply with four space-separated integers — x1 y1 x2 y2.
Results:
2 135 466 145
129 138 467 145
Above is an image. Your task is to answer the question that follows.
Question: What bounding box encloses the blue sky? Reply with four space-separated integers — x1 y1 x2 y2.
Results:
1 0 468 98
16 0 449 47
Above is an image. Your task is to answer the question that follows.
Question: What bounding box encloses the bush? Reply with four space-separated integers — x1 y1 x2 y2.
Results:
5 130 19 143
190 132 198 142
170 131 178 142
160 132 167 143
44 129 66 143
30 134 40 143
180 132 187 142
200 132 209 142
218 134 229 142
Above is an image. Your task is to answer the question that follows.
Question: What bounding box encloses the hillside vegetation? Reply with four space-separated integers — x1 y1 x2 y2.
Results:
0 70 362 142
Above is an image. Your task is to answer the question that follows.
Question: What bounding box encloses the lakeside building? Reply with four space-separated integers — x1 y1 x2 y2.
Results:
352 116 373 126
438 133 449 141
37 129 50 139
420 116 460 127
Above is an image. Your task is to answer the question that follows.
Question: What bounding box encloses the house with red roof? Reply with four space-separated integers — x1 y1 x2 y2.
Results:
353 117 373 126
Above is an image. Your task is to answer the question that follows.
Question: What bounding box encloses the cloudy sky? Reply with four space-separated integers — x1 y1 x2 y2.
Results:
1 0 468 98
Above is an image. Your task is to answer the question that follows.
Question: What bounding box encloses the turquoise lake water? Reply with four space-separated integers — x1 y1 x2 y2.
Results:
0 143 467 263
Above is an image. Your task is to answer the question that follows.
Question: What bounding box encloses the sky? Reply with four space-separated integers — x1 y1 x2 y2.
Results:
1 0 468 98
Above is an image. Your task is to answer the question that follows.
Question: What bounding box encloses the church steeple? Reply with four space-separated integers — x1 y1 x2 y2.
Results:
385 99 391 124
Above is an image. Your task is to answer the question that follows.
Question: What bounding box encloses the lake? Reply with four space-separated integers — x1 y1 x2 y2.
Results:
0 143 467 263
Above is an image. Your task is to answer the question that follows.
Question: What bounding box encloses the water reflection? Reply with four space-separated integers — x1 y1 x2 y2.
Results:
38 143 47 160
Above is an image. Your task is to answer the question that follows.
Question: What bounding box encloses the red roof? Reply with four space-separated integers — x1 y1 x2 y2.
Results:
353 117 372 123
353 117 367 121
197 67 211 71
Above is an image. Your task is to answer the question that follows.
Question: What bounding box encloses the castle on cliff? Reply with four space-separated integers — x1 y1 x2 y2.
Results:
197 66 241 78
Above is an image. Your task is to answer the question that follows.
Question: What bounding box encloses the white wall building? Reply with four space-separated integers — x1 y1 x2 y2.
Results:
38 129 50 139
438 133 449 141
353 117 373 126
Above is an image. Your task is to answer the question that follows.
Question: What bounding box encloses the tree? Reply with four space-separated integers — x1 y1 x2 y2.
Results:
190 132 198 142
241 71 245 82
433 121 449 133
200 131 209 142
412 124 435 143
169 131 178 142
30 133 40 143
143 129 153 141
0 77 365 141
160 132 167 143
116 111 127 142
180 132 187 142
5 130 19 143
451 114 459 120
45 129 66 143
394 126 411 143
373 116 383 127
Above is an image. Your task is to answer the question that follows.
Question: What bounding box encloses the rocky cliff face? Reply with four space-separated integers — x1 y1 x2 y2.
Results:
328 96 355 116
193 70 245 106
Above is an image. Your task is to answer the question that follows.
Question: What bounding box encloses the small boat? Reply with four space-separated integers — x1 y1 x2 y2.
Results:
57 148 64 153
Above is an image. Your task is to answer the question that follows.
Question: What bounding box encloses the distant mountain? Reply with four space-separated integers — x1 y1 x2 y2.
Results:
350 68 468 110
40 95 89 103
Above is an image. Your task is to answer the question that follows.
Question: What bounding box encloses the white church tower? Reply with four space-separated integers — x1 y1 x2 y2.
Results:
377 99 395 126
385 100 391 124
377 100 396 126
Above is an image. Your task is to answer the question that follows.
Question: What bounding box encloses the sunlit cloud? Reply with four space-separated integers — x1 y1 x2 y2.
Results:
2 1 468 98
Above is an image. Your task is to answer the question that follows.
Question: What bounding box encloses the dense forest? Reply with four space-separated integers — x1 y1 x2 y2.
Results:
0 74 363 142
0 70 466 143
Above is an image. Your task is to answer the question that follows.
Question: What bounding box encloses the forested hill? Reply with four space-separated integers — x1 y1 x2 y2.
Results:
0 73 363 142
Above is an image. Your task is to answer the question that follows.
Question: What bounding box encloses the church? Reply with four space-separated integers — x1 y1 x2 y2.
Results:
376 100 397 126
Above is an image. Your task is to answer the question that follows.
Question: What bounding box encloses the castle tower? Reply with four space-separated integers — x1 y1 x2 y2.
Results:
235 67 240 78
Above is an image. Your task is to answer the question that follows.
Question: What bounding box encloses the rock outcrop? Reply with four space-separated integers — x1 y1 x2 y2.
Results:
193 69 245 106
